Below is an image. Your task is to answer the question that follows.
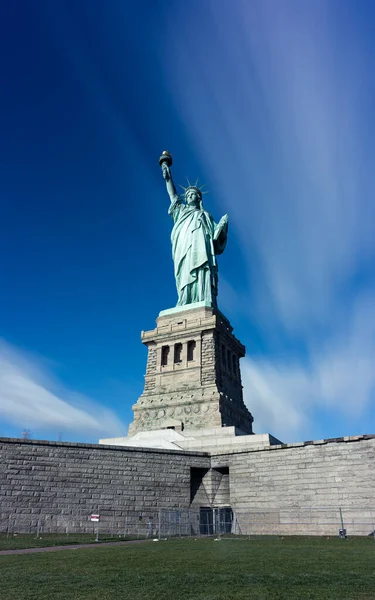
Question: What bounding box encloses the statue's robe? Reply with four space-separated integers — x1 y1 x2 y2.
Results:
169 197 227 307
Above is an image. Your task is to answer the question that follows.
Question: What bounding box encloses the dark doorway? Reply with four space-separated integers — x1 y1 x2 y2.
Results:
215 507 233 534
200 507 214 535
199 507 233 535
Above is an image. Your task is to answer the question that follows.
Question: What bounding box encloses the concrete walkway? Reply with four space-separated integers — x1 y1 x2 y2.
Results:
0 538 150 556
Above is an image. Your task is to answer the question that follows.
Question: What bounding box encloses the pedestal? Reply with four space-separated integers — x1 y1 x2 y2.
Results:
128 303 254 436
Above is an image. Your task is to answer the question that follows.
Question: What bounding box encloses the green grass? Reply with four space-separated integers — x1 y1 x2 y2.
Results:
1 537 375 599
0 533 140 551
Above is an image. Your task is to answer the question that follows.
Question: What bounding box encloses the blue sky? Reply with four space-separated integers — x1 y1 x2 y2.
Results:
1 0 375 443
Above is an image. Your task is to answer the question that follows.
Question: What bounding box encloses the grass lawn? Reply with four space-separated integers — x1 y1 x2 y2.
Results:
1 537 374 600
0 533 139 551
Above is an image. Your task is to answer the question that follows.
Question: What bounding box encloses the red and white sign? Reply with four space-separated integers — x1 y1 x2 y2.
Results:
90 514 100 522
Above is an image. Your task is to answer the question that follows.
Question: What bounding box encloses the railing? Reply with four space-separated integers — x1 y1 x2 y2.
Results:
1 506 374 539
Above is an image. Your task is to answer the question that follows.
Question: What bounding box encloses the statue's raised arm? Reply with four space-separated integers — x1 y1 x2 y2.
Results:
158 150 228 309
159 151 178 203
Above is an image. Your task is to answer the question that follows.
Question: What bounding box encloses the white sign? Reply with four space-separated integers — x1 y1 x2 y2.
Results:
91 514 100 522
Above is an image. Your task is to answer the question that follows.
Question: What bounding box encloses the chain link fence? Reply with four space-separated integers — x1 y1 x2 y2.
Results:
232 507 375 538
0 508 200 540
1 506 374 539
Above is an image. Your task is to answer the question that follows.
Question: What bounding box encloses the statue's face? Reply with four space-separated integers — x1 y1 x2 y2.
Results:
186 189 201 207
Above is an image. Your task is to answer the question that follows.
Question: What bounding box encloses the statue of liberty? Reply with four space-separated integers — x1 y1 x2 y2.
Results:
159 151 228 308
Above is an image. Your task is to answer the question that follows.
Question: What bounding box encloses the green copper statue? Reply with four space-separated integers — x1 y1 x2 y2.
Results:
159 151 228 308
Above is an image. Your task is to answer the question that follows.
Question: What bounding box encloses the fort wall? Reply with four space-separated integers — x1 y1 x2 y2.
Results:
1 435 374 535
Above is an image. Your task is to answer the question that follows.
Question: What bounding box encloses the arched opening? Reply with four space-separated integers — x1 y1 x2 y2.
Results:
174 343 182 363
161 345 169 366
232 354 237 376
222 344 226 368
187 340 196 362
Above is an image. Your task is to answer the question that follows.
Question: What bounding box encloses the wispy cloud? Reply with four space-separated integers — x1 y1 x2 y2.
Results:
161 1 375 438
0 340 125 440
243 290 375 440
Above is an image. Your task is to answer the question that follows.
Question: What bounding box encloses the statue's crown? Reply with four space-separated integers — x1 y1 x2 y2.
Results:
179 178 208 199
186 185 202 198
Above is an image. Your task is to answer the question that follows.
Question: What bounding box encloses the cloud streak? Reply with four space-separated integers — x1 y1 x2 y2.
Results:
161 0 375 439
243 291 375 440
0 340 125 440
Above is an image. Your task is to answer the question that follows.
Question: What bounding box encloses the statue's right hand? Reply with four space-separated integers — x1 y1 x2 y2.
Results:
162 163 170 180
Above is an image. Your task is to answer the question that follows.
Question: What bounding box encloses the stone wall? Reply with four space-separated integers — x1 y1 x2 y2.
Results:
212 435 375 536
1 435 374 536
0 438 210 531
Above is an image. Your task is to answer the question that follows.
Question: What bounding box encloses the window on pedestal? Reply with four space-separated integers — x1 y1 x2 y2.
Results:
161 345 169 366
232 354 237 377
187 340 196 362
227 349 232 372
174 343 182 363
222 344 226 368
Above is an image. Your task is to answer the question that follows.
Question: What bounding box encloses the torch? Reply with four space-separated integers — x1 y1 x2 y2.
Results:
159 150 173 168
